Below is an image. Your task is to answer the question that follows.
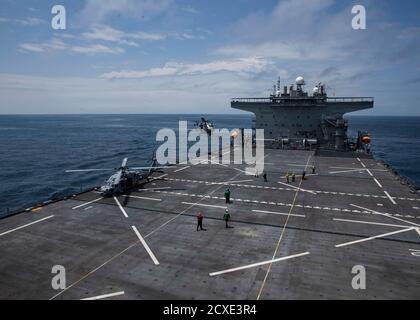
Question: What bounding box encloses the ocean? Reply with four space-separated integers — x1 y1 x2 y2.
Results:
0 114 419 217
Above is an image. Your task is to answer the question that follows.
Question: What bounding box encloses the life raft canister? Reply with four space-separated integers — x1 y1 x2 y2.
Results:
361 135 371 144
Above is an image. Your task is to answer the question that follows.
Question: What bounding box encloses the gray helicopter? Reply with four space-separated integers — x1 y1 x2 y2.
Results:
66 154 166 197
194 117 214 135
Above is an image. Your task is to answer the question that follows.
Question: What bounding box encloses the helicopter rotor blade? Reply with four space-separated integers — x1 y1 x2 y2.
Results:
121 158 128 168
114 170 123 185
130 166 170 170
65 169 113 173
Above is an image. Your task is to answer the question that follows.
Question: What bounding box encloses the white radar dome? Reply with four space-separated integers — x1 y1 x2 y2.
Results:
313 86 319 93
296 76 305 85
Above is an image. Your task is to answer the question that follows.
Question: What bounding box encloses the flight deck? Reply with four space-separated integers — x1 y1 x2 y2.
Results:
0 149 419 300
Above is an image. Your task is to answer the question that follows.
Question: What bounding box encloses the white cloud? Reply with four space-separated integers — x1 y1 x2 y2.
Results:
0 71 278 114
173 32 205 41
19 43 45 53
2 70 416 115
101 57 274 79
81 25 167 45
78 0 173 24
182 6 200 14
81 25 204 45
17 23 205 56
71 44 125 54
133 31 167 41
213 0 420 88
0 17 45 26
215 42 346 61
19 39 67 53
19 39 124 55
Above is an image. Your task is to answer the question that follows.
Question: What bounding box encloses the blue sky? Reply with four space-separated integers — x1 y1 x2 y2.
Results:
0 0 419 115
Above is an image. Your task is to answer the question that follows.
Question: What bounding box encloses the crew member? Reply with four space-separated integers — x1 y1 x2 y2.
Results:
224 209 231 228
263 172 267 182
196 212 206 231
224 188 231 203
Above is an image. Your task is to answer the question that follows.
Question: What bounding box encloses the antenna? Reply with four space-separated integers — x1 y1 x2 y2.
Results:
277 77 281 92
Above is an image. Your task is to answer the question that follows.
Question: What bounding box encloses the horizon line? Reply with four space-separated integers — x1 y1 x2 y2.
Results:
0 113 419 117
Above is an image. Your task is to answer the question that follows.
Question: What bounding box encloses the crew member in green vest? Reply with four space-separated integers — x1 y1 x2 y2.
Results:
224 188 231 203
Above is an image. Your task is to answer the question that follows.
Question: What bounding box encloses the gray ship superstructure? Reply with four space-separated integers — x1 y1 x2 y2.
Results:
232 76 373 150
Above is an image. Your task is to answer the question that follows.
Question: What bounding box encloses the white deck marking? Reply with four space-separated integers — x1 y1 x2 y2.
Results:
194 148 235 165
84 206 93 211
124 195 161 201
151 174 168 180
280 173 318 178
131 226 159 265
162 177 420 202
329 166 387 172
152 190 419 219
0 215 54 237
209 160 249 174
366 169 374 177
329 169 366 174
81 291 125 300
350 204 420 227
113 196 128 218
174 166 190 173
223 179 253 184
209 252 310 277
384 191 397 205
72 197 103 210
256 154 312 300
357 158 385 189
333 218 410 228
138 187 171 191
144 171 243 239
415 228 420 237
182 202 227 209
277 181 316 195
253 210 306 218
374 178 383 188
335 227 414 248
287 164 309 167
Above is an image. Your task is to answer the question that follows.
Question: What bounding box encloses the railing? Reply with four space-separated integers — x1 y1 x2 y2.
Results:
326 97 374 103
231 98 272 103
231 97 374 103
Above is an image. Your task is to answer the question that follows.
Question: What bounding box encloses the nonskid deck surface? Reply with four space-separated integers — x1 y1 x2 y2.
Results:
1 149 419 300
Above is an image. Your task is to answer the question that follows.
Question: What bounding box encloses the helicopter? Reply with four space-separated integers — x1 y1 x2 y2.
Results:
65 153 167 197
194 117 214 135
